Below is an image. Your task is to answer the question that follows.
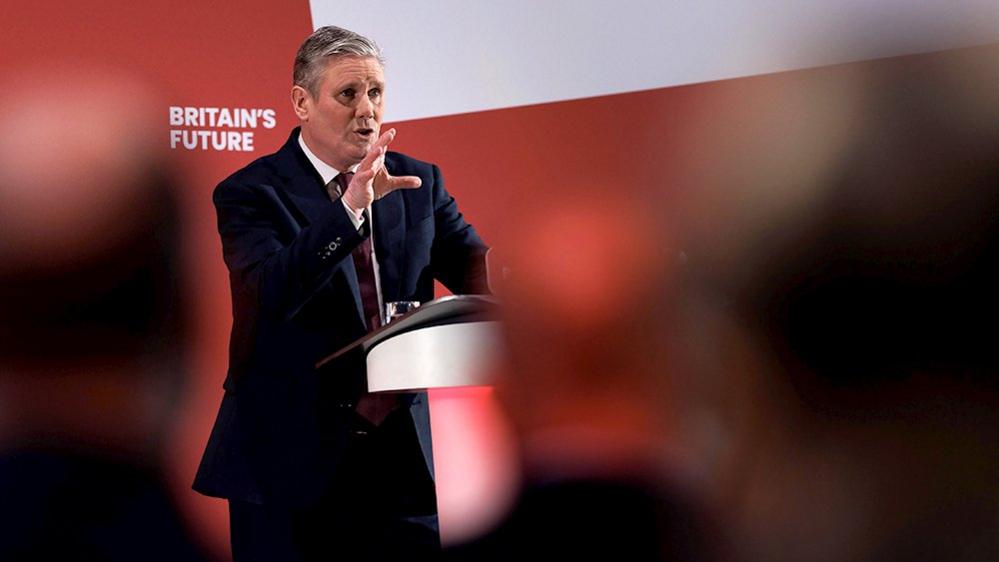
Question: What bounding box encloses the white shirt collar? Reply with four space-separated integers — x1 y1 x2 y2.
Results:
297 131 357 185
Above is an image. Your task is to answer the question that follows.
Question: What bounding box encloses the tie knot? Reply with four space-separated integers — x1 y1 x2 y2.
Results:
326 171 353 199
336 171 353 191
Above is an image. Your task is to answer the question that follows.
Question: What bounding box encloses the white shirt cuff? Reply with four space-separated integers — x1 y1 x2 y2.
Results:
341 199 365 230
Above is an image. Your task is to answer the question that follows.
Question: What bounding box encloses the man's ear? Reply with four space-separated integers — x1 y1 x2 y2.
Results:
291 85 311 121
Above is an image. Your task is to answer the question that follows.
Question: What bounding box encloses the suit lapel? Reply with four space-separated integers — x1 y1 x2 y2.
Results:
273 129 332 226
274 129 365 327
373 188 406 304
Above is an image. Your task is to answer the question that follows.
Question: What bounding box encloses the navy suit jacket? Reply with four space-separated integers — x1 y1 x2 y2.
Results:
194 128 487 506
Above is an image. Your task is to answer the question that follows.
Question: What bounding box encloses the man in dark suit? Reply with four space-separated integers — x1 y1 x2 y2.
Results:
193 26 488 561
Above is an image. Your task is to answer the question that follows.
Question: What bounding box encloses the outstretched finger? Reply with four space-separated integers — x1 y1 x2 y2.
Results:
388 175 422 190
375 128 397 152
359 128 397 172
354 167 376 184
358 145 385 174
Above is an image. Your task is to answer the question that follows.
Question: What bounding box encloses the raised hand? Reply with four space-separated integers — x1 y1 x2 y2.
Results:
342 128 422 212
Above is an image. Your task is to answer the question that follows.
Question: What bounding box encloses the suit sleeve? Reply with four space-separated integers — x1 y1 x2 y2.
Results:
213 178 366 322
428 164 490 294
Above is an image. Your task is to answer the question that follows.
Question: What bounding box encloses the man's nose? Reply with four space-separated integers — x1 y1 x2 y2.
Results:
356 94 375 120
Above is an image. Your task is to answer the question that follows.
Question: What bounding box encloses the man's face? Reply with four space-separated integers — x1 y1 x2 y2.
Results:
295 55 384 171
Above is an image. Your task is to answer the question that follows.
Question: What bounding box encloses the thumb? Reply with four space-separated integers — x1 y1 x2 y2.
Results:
389 175 422 190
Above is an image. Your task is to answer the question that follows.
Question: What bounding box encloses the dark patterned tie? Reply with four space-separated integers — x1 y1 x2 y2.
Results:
331 172 398 427
333 173 382 332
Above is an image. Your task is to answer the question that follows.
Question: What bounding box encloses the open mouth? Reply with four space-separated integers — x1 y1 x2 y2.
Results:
354 128 374 138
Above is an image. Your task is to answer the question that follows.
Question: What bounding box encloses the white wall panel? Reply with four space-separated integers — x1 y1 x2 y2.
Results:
309 0 999 122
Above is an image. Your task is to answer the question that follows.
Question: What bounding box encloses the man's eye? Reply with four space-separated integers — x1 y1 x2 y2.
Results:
369 88 381 97
340 89 355 98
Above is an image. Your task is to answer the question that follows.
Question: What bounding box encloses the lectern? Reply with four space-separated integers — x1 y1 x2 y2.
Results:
317 295 500 392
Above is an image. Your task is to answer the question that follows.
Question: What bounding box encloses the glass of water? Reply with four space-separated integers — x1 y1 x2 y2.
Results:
383 300 420 324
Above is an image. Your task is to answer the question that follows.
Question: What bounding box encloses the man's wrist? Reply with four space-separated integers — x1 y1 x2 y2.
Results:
340 198 365 229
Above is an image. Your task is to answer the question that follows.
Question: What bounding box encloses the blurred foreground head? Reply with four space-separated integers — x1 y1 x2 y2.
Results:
0 66 187 455
682 43 999 561
498 193 679 474
0 66 212 562
460 194 719 561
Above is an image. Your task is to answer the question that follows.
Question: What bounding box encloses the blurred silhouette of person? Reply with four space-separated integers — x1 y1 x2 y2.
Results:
678 42 999 561
444 194 719 561
0 68 214 561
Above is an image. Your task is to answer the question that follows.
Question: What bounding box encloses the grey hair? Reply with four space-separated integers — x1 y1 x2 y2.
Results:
294 26 384 97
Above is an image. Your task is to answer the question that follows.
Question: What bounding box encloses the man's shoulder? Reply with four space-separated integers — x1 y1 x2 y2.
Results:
214 132 301 195
385 150 436 177
219 146 289 186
